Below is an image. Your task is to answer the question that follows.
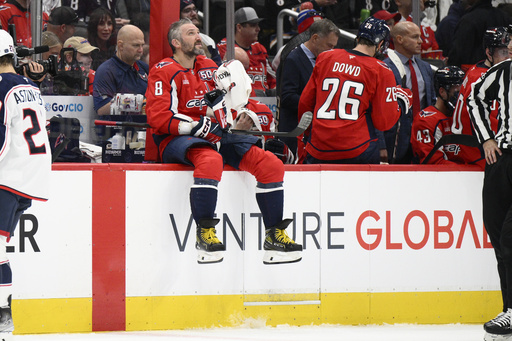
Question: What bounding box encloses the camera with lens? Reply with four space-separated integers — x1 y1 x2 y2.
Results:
17 47 89 96
15 51 58 78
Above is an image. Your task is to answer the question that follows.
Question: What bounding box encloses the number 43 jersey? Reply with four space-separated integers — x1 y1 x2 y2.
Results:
298 49 401 161
0 73 51 201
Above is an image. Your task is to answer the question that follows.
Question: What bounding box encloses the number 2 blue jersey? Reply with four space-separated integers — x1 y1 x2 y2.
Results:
0 73 51 201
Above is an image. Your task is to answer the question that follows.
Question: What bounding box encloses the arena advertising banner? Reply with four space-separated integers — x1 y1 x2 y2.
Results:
7 165 498 333
9 170 93 299
43 96 96 144
124 168 497 298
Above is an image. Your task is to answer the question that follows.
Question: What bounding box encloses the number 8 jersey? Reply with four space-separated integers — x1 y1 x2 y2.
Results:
0 73 51 201
298 49 401 161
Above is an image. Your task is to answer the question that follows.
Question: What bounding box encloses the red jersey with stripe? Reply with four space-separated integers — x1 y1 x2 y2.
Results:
451 62 498 169
217 39 276 96
145 55 218 159
411 105 459 165
245 99 275 133
0 1 48 47
298 48 401 160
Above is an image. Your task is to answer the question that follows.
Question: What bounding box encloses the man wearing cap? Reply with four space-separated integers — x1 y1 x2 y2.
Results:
0 0 49 47
46 6 79 44
217 7 276 97
63 36 99 95
373 10 401 27
180 0 222 66
93 24 148 115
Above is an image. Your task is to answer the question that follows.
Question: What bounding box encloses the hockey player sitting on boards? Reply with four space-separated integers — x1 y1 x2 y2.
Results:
145 19 302 264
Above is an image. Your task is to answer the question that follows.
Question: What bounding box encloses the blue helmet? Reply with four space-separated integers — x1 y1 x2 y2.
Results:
357 17 390 52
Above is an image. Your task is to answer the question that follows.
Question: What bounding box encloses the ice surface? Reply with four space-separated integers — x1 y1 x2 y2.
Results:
11 324 485 341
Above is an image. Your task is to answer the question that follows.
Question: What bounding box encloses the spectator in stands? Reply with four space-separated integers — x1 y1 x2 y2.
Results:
61 0 101 22
180 0 222 66
394 0 441 58
447 0 512 71
39 31 62 95
88 7 117 71
372 10 401 50
217 7 276 96
93 24 148 115
278 19 340 159
373 10 401 27
41 31 62 60
43 0 61 16
0 0 49 47
63 36 99 95
435 0 469 58
46 6 79 44
116 0 150 23
271 7 325 71
383 21 436 164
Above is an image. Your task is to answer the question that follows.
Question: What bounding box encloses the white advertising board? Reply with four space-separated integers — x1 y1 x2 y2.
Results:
125 169 497 298
8 171 93 300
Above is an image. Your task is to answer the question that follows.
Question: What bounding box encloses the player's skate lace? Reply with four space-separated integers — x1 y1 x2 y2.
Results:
264 219 303 252
485 309 512 335
275 228 295 245
200 228 221 245
195 218 225 252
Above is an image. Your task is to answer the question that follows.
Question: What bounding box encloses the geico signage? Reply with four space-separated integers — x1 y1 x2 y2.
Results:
50 103 84 112
168 209 491 252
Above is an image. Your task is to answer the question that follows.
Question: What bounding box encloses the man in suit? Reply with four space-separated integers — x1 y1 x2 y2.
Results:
383 21 436 164
277 19 340 159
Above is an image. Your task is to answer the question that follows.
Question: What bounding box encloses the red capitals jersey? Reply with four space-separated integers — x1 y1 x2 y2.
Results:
0 1 48 47
217 39 276 96
245 99 275 133
298 49 401 161
451 62 498 169
411 106 459 165
145 55 218 160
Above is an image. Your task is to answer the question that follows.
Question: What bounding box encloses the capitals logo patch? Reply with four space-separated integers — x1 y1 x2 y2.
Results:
156 62 171 68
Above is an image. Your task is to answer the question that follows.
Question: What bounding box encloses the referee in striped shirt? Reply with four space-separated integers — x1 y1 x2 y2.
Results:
468 56 512 338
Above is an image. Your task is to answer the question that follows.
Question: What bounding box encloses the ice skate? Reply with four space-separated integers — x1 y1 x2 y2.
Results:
196 218 225 264
0 305 13 341
484 309 512 341
263 219 302 265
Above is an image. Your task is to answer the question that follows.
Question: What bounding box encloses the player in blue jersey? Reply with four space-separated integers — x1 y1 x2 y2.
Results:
0 30 51 338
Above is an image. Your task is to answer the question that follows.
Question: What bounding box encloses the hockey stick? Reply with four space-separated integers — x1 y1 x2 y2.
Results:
422 134 480 164
94 120 150 128
94 111 314 138
229 111 313 137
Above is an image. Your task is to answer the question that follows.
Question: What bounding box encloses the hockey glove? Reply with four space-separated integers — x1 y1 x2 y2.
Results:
204 89 229 128
265 138 295 164
395 85 413 114
190 116 223 144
